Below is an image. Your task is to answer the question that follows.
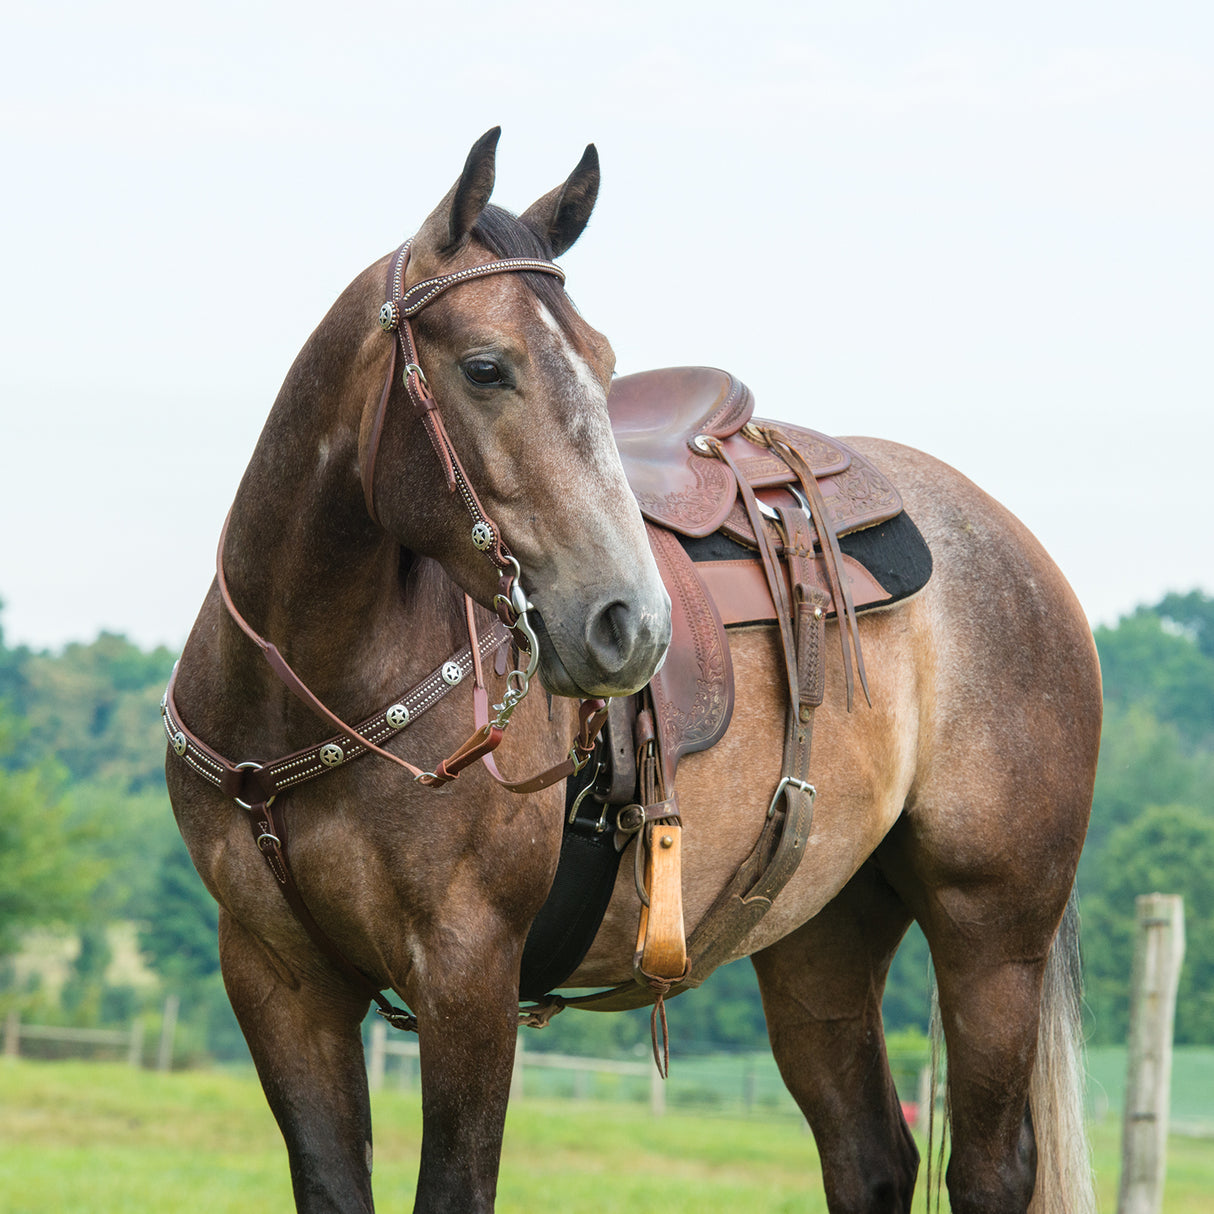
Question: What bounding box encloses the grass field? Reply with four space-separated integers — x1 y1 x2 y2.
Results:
2 1056 1211 1212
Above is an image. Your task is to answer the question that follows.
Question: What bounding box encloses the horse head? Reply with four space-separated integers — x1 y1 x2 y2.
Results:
364 129 670 698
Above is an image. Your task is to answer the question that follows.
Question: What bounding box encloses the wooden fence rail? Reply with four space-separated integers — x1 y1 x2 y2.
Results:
3 997 179 1070
366 1020 666 1114
4 1010 144 1066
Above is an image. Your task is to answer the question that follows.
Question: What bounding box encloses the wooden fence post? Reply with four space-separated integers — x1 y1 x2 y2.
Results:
368 1018 387 1092
510 1031 524 1102
127 1017 144 1067
1117 894 1185 1214
157 994 180 1073
649 1062 665 1117
4 1010 19 1058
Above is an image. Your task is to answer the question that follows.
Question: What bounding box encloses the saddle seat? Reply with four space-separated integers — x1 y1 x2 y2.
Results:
608 366 902 542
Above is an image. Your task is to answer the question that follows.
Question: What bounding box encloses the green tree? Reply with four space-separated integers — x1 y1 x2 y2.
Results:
139 837 220 986
1082 804 1214 1044
19 633 174 790
882 923 933 1032
0 708 108 956
1095 596 1214 749
1154 590 1214 662
1083 702 1214 877
0 600 31 710
668 958 769 1052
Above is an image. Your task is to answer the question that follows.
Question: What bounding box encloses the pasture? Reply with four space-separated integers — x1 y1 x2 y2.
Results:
2 1054 1211 1212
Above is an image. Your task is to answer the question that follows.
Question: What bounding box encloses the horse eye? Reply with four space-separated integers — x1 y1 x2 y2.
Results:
464 358 503 386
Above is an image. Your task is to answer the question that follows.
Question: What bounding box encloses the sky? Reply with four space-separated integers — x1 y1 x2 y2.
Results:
1 1 1211 652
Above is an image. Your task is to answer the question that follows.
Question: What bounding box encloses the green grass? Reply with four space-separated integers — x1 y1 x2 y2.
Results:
3 1056 1212 1212
1086 1044 1214 1128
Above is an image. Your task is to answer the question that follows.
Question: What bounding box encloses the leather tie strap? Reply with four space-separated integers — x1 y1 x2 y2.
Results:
706 437 800 709
759 425 870 709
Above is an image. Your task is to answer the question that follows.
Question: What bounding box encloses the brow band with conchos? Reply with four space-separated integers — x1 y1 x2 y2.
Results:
377 239 566 332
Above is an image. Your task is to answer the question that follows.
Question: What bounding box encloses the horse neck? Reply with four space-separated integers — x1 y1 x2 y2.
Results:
215 305 462 730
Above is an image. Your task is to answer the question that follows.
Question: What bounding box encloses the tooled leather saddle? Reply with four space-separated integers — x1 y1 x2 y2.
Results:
519 367 932 1013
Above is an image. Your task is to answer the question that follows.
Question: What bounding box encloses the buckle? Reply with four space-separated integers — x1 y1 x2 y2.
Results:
568 741 594 776
767 776 815 819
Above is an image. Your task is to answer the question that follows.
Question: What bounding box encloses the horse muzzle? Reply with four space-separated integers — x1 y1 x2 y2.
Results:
530 587 671 699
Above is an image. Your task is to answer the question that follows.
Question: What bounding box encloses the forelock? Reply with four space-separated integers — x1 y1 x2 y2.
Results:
470 205 584 342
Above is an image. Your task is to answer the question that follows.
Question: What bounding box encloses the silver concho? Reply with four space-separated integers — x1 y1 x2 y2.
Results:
442 661 463 686
320 743 345 767
171 730 187 757
378 301 400 331
470 521 495 552
386 703 410 729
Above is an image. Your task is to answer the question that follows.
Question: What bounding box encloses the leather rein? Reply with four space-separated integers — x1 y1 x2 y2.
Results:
163 238 611 1027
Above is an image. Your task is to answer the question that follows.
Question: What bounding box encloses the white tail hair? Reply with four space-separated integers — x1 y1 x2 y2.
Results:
1027 890 1096 1214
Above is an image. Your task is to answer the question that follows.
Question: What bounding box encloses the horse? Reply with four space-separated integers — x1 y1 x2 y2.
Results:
164 129 1102 1214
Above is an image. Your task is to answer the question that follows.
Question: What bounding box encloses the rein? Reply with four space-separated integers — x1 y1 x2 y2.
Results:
165 236 613 1027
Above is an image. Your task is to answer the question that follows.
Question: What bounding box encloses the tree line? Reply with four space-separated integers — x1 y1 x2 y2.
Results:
1 590 1212 1061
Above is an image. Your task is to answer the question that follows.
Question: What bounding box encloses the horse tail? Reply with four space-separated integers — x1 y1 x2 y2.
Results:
924 890 1095 1213
1027 887 1096 1214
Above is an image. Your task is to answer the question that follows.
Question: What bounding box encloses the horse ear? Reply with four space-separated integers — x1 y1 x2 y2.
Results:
414 127 501 259
519 144 600 258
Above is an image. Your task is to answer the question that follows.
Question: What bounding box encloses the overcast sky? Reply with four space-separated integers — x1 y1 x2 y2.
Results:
2 1 1210 652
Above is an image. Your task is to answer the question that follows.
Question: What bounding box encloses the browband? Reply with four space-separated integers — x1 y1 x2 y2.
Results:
377 239 566 332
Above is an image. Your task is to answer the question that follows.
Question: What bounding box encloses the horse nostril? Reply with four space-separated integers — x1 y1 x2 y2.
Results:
586 600 631 671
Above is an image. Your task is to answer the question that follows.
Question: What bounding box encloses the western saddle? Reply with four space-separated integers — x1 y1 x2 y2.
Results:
520 366 920 1040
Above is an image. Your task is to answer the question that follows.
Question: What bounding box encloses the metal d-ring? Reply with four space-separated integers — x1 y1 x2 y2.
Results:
233 760 275 810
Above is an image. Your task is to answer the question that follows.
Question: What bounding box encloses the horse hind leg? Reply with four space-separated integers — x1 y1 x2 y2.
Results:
881 823 1094 1214
751 860 919 1213
218 909 376 1213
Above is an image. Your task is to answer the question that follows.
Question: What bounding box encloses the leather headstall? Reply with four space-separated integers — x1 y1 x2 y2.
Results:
365 239 565 621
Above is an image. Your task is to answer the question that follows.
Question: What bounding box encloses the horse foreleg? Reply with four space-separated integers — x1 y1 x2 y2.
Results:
408 912 523 1214
219 910 375 1214
751 861 918 1214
